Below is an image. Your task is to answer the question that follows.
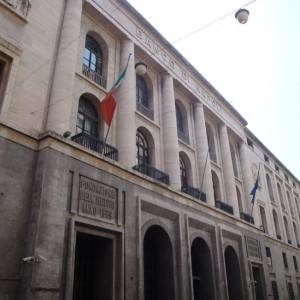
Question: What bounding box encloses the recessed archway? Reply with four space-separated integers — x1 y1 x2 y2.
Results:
224 246 243 300
191 237 215 300
144 225 175 300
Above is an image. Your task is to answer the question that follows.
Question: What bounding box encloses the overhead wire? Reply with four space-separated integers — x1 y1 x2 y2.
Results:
3 0 257 119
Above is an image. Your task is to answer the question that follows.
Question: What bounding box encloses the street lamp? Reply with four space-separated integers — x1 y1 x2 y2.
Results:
135 61 147 75
235 8 250 24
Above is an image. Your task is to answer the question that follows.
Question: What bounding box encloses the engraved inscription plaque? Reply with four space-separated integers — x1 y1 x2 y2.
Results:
78 176 117 224
246 236 262 260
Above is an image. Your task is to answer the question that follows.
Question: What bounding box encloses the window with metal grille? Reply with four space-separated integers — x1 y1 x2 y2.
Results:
180 155 188 188
83 35 103 75
136 130 149 167
175 103 184 133
0 52 11 105
76 97 98 137
136 75 148 107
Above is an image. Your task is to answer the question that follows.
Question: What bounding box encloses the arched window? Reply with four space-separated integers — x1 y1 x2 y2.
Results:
175 103 184 133
212 171 221 203
277 183 285 210
236 186 243 212
293 222 299 246
83 35 103 75
180 155 188 188
136 75 148 107
259 206 268 233
136 129 149 167
287 191 294 216
266 174 274 203
284 216 291 243
230 143 239 178
272 210 281 239
76 96 98 137
206 124 217 163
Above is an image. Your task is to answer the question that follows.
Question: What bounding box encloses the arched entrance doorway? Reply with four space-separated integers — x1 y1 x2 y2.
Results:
225 246 243 300
144 225 175 300
191 237 215 300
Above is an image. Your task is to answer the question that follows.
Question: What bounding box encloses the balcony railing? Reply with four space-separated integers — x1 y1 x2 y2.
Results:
240 212 254 224
277 234 282 240
71 132 118 161
177 130 189 144
181 185 206 202
215 200 234 215
133 164 170 185
136 102 154 120
82 64 106 88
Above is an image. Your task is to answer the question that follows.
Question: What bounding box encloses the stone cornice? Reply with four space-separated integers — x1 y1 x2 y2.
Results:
115 0 248 126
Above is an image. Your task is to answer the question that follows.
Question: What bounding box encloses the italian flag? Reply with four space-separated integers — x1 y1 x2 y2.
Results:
100 54 131 126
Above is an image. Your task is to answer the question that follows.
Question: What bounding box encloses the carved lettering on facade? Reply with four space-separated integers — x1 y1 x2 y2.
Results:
135 26 221 114
78 176 117 223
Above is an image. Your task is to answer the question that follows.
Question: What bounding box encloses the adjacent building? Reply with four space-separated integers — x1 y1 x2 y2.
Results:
0 0 299 299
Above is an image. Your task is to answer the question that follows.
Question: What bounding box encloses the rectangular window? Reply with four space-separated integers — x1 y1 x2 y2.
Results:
271 281 279 300
0 52 12 106
283 252 288 269
266 247 272 265
293 256 298 272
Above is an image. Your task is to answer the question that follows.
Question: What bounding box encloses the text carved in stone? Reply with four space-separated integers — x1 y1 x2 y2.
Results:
78 176 117 223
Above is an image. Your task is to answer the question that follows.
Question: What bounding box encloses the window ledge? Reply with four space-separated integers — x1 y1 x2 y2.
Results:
178 138 195 152
76 72 108 94
135 110 160 129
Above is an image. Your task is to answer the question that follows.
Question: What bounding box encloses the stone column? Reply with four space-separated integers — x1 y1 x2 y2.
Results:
162 74 181 189
116 39 136 167
239 141 253 213
46 0 82 134
194 103 214 206
219 124 239 215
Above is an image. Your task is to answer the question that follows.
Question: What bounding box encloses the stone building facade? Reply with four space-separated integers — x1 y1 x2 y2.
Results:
0 0 300 299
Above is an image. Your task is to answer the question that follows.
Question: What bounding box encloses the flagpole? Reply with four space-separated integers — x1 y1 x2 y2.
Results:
199 148 210 200
103 53 132 143
250 163 261 219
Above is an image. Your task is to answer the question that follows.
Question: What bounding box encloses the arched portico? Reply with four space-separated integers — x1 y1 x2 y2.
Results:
143 225 175 300
191 237 215 300
224 246 243 300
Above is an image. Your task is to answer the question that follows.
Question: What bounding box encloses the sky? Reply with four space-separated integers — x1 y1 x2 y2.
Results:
127 0 300 180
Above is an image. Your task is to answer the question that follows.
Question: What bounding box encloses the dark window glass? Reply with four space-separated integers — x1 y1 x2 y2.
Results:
271 281 279 300
283 252 288 269
293 256 298 272
287 282 295 300
83 35 102 75
76 97 98 137
176 103 184 133
180 156 188 188
136 75 148 107
136 130 149 167
206 125 217 163
266 247 272 265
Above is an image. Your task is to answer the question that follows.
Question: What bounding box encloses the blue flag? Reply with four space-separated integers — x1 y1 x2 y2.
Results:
250 166 260 204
